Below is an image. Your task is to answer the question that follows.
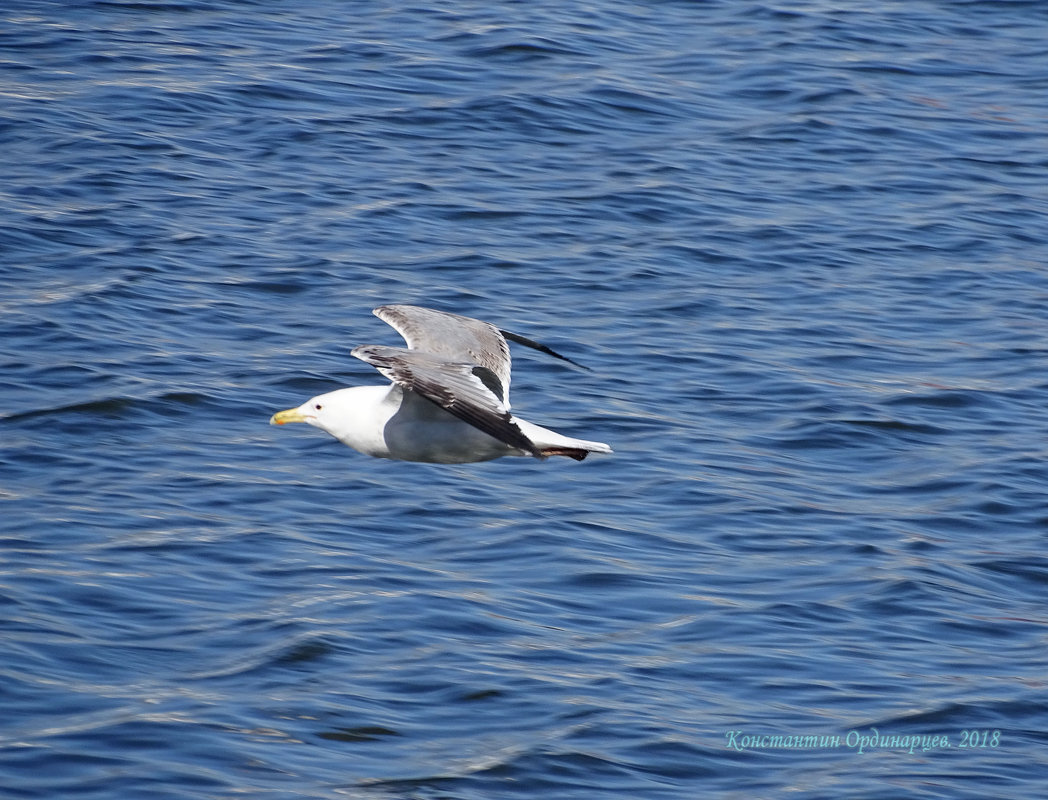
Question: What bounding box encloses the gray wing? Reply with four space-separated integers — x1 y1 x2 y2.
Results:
351 345 540 457
373 304 513 402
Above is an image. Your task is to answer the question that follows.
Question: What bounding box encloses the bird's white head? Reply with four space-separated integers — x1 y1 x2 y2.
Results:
270 388 359 432
269 386 394 456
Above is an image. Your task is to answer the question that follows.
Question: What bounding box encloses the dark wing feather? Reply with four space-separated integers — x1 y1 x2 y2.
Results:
351 345 540 456
499 329 590 371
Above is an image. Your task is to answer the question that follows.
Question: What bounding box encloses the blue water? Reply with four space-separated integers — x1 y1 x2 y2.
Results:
3 1 1048 797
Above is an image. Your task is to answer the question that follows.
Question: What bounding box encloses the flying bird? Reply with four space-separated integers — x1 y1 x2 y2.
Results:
270 304 613 464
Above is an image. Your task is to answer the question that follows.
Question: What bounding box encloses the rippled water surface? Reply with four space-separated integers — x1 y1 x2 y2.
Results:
3 1 1048 797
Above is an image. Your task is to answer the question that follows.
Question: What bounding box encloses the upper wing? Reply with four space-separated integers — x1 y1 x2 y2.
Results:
351 344 540 457
373 305 512 403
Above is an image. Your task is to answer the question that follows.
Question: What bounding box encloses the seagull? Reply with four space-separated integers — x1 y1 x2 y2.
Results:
270 304 613 464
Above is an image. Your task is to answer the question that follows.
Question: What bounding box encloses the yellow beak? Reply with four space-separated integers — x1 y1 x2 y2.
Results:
270 408 309 425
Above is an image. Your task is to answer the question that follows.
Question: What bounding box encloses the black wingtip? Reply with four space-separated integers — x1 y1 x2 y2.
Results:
539 447 590 461
499 329 592 371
